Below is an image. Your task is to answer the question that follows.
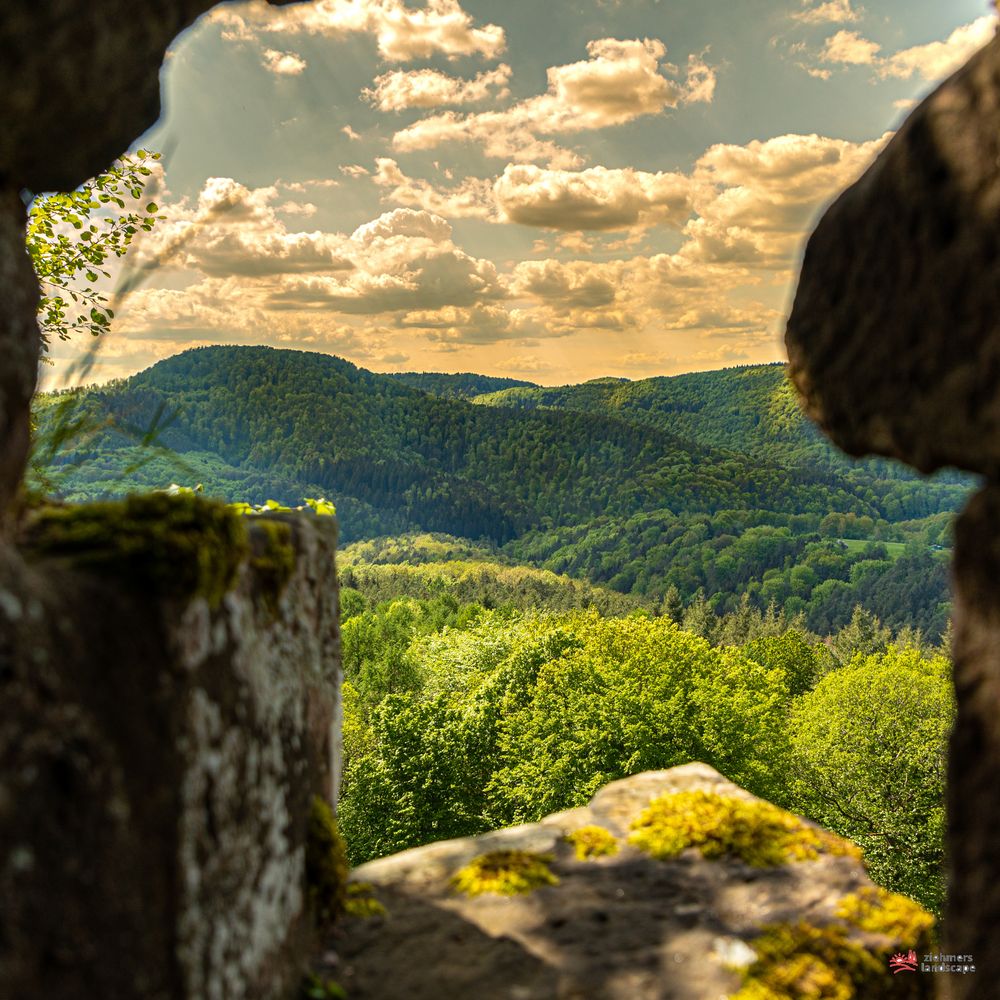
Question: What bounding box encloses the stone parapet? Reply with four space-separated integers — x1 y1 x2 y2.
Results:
0 496 341 1000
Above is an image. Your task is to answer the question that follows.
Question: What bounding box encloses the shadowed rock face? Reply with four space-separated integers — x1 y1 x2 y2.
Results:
786 32 1000 477
0 0 298 517
0 7 342 999
0 504 341 998
785 26 1000 998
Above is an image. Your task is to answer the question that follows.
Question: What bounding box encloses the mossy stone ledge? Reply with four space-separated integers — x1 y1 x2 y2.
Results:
331 764 934 1000
22 492 249 608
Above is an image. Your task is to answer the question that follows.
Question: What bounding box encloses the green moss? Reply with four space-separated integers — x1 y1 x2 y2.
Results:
452 850 559 897
344 882 387 918
306 797 348 928
565 825 619 861
732 918 927 1000
835 887 934 945
628 790 863 867
24 492 248 609
248 518 296 612
299 972 347 999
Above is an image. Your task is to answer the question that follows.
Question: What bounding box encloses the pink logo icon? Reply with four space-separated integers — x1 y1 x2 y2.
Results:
889 950 918 974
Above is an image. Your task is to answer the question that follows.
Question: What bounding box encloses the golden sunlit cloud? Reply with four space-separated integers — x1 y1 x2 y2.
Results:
261 48 307 74
807 13 997 81
791 0 861 26
495 163 693 231
392 37 717 168
210 0 506 62
364 65 512 111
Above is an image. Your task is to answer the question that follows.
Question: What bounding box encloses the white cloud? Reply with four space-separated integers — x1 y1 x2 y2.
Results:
879 13 996 81
682 53 718 104
267 208 506 315
807 13 996 82
373 158 497 220
820 29 881 65
683 131 892 268
210 0 506 62
364 64 511 111
512 259 620 308
135 177 354 277
791 0 861 26
342 125 362 141
494 163 692 231
392 37 717 167
261 48 307 74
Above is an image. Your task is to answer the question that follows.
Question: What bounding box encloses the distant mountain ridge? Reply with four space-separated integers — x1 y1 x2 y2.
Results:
38 345 966 638
385 371 537 399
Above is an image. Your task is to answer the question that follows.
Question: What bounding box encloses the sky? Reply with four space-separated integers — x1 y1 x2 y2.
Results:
45 0 997 386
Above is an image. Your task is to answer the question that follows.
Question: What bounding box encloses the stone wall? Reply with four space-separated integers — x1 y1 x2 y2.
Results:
0 498 340 999
0 5 341 997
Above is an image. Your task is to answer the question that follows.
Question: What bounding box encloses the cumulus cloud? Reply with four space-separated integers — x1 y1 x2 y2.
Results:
679 131 891 268
267 208 506 315
392 37 717 167
397 302 544 343
494 163 692 231
808 14 996 81
820 29 881 65
373 158 497 220
135 177 353 277
512 259 620 308
879 13 996 81
791 0 861 26
261 48 307 74
364 64 512 111
210 0 506 62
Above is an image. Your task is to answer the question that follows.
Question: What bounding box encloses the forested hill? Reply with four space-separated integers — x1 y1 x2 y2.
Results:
472 364 960 480
41 345 969 638
385 371 537 399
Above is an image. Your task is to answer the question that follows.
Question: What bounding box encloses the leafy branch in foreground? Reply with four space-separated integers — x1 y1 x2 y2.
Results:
26 149 164 354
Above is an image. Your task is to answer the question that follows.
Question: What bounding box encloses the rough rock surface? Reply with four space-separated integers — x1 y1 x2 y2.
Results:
0 505 340 1000
783 24 1000 999
948 487 1000 995
330 764 931 999
785 30 1000 476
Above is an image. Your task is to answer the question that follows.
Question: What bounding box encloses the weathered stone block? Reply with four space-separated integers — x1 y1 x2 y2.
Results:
0 496 341 1000
334 764 934 999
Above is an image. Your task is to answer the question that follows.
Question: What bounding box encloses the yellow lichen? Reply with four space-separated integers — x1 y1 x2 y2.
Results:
732 922 890 1000
565 825 619 861
835 887 935 946
451 850 559 897
628 790 862 867
305 797 348 928
345 882 387 918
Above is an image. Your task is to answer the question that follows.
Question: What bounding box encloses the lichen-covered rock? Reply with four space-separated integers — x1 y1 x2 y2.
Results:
784 29 1000 476
328 764 933 999
0 497 341 999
